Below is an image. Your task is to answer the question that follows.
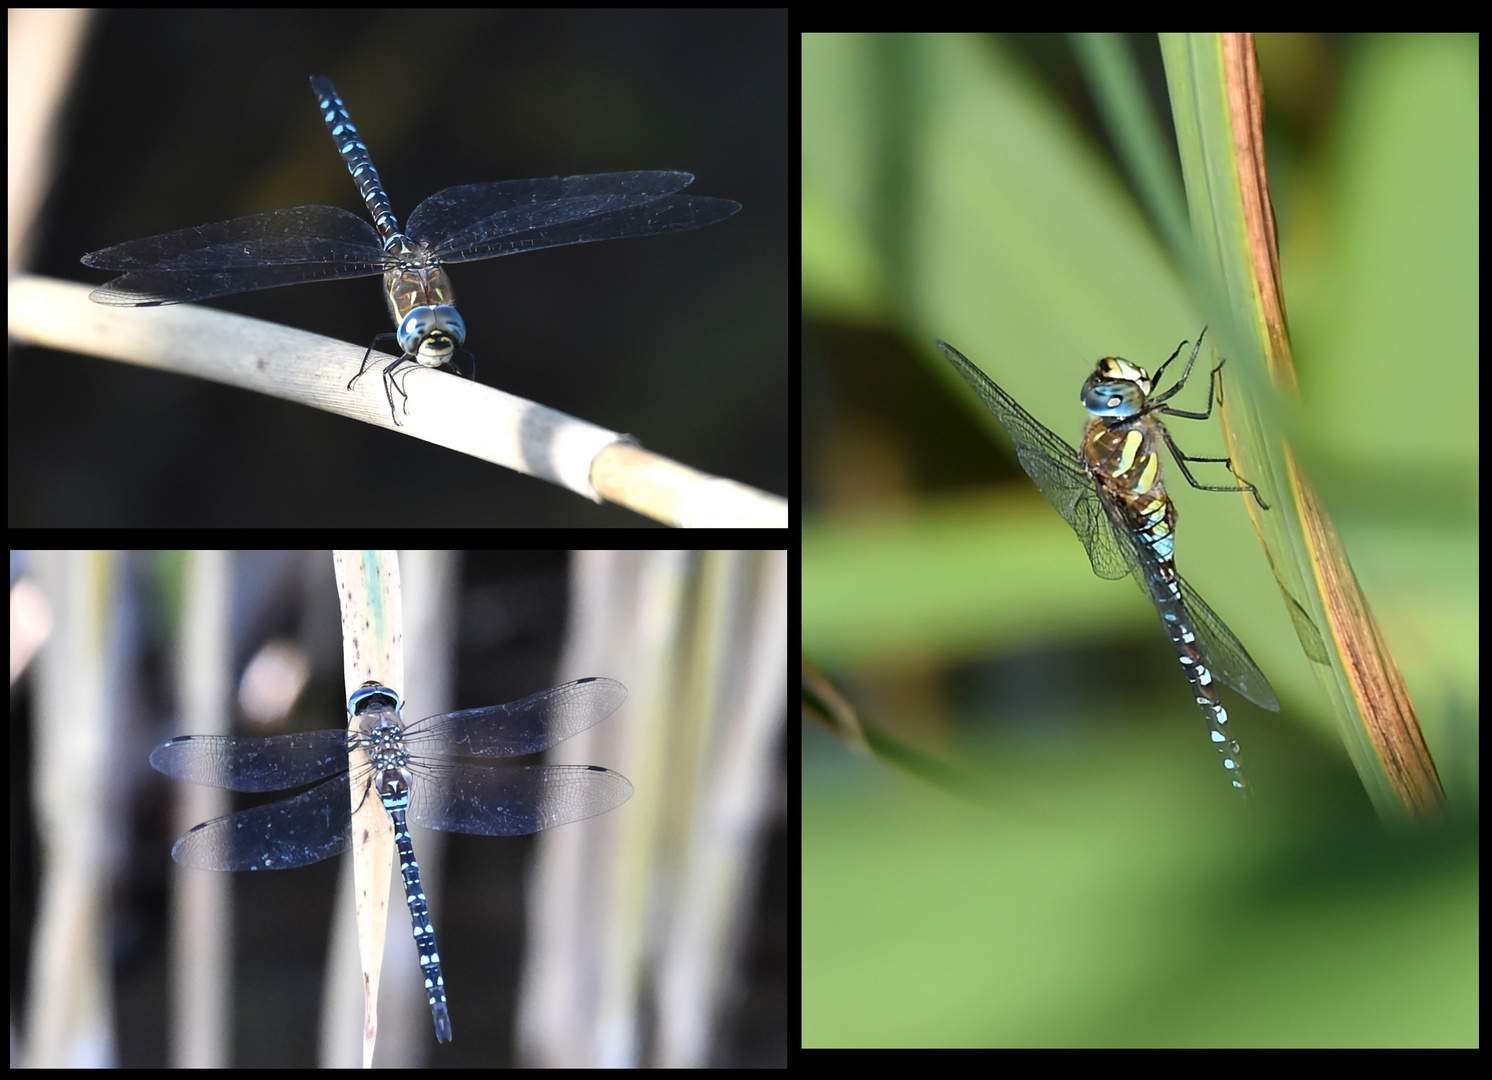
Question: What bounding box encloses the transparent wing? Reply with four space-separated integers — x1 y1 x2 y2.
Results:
412 172 740 263
150 730 351 790
406 763 633 835
166 775 352 870
82 206 388 305
1174 574 1280 711
1115 504 1279 712
405 677 627 758
937 339 1133 580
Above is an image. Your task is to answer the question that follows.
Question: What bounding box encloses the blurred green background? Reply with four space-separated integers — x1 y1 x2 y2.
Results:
802 33 1477 1047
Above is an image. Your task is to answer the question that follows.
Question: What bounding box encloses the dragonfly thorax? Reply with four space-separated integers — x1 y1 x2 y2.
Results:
363 715 409 760
1081 356 1153 418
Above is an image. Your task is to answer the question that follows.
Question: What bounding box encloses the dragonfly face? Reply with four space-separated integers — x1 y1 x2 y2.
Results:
348 679 403 718
1081 356 1154 417
396 306 467 367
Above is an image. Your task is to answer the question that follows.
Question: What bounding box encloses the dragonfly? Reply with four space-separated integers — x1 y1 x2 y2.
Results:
935 328 1278 796
150 676 632 1043
82 76 741 425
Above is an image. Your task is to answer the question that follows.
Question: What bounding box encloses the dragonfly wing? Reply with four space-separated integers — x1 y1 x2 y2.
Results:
1175 575 1280 711
1091 492 1278 711
411 677 628 757
411 172 739 261
408 763 634 835
168 775 352 870
150 730 351 790
937 340 1132 581
1117 527 1280 711
82 206 388 305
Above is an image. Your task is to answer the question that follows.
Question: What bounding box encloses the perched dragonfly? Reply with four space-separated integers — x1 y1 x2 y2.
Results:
82 76 741 424
935 329 1278 795
150 677 632 1043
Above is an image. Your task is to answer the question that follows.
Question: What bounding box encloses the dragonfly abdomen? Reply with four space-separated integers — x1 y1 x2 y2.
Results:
1140 549 1251 795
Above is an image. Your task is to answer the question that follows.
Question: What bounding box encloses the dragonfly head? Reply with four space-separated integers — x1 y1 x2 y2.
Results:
349 681 403 718
397 305 468 369
1080 356 1152 418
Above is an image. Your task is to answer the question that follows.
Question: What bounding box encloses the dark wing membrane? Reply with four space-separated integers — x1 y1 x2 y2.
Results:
409 677 627 758
936 339 1132 580
1174 574 1280 710
167 774 352 870
81 205 388 305
150 730 351 790
1116 518 1281 712
411 171 741 263
407 763 634 835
